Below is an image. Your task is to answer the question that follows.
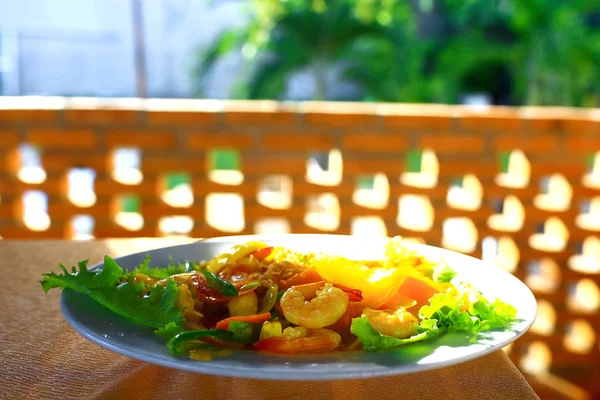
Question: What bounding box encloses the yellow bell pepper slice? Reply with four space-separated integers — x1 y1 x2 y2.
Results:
313 256 407 308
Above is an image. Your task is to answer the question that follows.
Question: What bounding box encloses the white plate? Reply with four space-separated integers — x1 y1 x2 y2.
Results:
60 234 536 380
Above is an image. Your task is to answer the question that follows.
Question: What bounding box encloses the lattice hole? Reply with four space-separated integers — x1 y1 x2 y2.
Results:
446 174 483 211
304 193 340 231
529 217 569 252
442 217 477 253
520 341 552 375
17 144 46 184
563 319 596 354
208 149 243 185
400 149 438 189
306 149 343 186
481 236 520 273
206 193 245 232
534 174 572 212
487 195 525 232
576 197 600 232
113 194 144 231
22 191 50 231
160 173 193 208
567 279 600 314
70 215 95 240
526 258 561 293
352 174 389 209
397 195 434 232
159 216 194 236
582 151 600 189
569 236 600 274
530 300 556 336
254 218 291 234
351 216 387 238
496 150 530 189
68 168 96 208
112 148 142 185
257 175 292 210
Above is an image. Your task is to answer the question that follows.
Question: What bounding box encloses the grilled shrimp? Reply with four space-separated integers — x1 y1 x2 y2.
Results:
280 281 349 329
362 307 419 339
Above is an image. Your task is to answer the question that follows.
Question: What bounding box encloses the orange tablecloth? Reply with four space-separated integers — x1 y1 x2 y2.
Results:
0 239 539 400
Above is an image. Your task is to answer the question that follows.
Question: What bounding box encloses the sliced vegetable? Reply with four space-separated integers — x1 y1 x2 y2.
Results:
201 270 238 297
258 283 279 314
215 312 272 330
239 281 261 291
314 256 407 308
396 276 441 310
250 246 274 260
166 329 233 354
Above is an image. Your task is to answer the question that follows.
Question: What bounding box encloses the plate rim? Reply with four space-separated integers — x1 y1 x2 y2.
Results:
60 234 537 380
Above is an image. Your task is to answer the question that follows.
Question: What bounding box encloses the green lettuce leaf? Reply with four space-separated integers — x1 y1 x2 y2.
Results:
41 257 124 293
352 279 517 351
350 317 441 351
420 290 516 335
131 254 190 279
470 299 517 331
41 256 184 330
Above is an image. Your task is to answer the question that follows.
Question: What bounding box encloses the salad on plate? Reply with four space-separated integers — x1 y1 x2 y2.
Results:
41 237 517 360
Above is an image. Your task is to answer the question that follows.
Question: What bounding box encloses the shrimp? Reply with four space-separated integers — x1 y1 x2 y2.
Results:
254 328 341 354
280 281 348 329
361 307 419 339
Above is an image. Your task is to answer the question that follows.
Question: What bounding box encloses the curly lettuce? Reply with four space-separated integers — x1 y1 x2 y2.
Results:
41 256 183 331
351 317 441 351
351 278 517 351
131 255 190 279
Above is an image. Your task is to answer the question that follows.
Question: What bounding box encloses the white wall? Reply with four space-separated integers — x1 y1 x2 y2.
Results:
0 0 248 97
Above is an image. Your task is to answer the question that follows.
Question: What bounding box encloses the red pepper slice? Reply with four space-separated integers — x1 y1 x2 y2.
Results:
249 246 273 260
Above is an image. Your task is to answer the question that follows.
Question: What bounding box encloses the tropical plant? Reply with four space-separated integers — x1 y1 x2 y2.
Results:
508 0 600 106
436 0 600 106
193 0 418 100
193 0 600 106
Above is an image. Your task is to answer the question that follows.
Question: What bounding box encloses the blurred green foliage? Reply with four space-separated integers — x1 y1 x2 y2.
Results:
193 0 600 106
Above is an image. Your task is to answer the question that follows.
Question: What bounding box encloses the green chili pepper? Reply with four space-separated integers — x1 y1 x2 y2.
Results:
200 270 238 297
258 283 279 314
167 329 233 354
240 281 261 291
